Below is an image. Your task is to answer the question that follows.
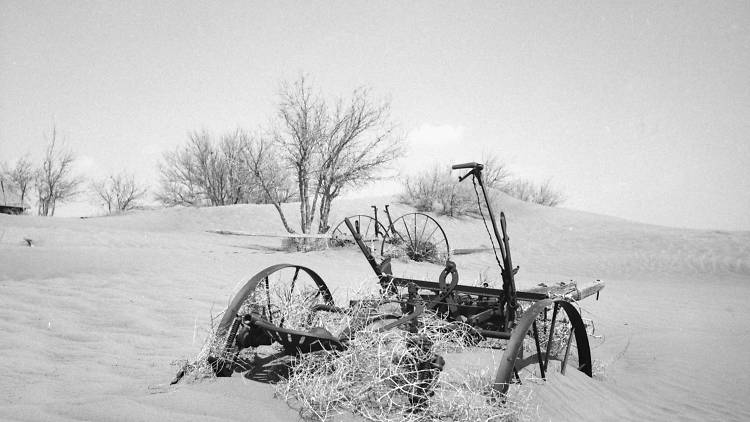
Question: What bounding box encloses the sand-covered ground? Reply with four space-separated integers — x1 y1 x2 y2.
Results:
1 194 749 421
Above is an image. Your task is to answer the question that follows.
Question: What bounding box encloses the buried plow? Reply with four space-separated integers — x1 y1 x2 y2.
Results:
173 162 604 414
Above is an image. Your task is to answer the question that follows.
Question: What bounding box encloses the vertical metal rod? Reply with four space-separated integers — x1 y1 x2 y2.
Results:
264 276 272 324
475 172 507 263
476 165 518 324
401 218 415 255
532 321 546 380
372 205 380 237
413 213 419 255
280 267 301 329
290 267 300 293
561 328 575 375
418 215 429 246
543 302 560 373
499 213 518 309
384 204 395 235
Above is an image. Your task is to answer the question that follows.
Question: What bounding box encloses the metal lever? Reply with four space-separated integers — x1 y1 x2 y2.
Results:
453 162 484 182
458 171 475 183
451 162 484 170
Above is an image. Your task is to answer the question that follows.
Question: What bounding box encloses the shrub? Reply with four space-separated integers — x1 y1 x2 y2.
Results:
400 159 565 214
400 165 475 216
399 166 442 212
501 178 565 207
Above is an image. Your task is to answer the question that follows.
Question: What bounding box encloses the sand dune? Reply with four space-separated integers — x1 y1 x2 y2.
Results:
1 194 748 421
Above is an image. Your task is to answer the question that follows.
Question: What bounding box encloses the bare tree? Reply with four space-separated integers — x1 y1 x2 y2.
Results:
274 76 327 234
35 127 81 216
243 133 298 233
400 165 443 212
0 166 8 206
271 76 403 234
2 156 34 206
480 153 511 189
91 172 148 214
315 88 402 233
155 141 204 206
156 130 256 206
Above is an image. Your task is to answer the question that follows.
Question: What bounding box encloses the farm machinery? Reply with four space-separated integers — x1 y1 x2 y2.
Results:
176 162 604 404
330 204 451 265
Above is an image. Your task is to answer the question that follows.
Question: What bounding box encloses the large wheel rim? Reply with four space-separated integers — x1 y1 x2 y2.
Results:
493 299 592 394
217 264 334 337
381 213 450 265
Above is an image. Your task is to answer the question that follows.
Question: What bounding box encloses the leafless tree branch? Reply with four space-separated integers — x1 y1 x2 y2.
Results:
90 172 148 214
35 126 81 216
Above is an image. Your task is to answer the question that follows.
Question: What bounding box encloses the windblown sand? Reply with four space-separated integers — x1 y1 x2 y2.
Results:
1 194 748 421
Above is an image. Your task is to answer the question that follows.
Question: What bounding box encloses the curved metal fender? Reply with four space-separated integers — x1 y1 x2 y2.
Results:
216 264 334 336
492 299 592 394
555 300 593 376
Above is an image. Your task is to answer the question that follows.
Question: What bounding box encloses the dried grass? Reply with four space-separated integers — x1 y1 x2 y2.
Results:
175 284 534 421
171 311 226 384
276 295 531 422
381 236 448 265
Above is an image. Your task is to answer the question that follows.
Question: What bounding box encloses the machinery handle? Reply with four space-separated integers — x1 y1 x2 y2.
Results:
451 162 483 170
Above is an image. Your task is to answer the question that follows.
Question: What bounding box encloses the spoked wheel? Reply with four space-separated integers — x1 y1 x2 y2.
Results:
330 215 387 247
216 264 335 346
202 264 339 378
381 213 450 265
493 299 592 394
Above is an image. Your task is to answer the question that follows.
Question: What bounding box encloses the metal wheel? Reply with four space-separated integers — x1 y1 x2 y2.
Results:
217 264 334 338
381 213 450 265
330 215 387 247
493 299 592 394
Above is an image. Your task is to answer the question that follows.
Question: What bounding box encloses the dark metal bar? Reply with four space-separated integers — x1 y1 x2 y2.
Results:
280 267 302 328
532 321 546 380
401 217 415 253
390 276 548 301
290 267 300 293
384 204 396 235
543 302 560 373
500 212 518 311
371 205 380 237
344 217 385 279
264 276 272 324
475 171 507 264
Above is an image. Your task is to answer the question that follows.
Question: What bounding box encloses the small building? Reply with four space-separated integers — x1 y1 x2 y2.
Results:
0 181 29 215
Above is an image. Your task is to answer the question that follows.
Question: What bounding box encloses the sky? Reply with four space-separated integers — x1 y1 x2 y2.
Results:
1 1 748 230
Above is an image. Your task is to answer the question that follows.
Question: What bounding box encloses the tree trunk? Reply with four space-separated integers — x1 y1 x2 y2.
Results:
298 173 309 233
318 194 333 234
273 202 296 234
